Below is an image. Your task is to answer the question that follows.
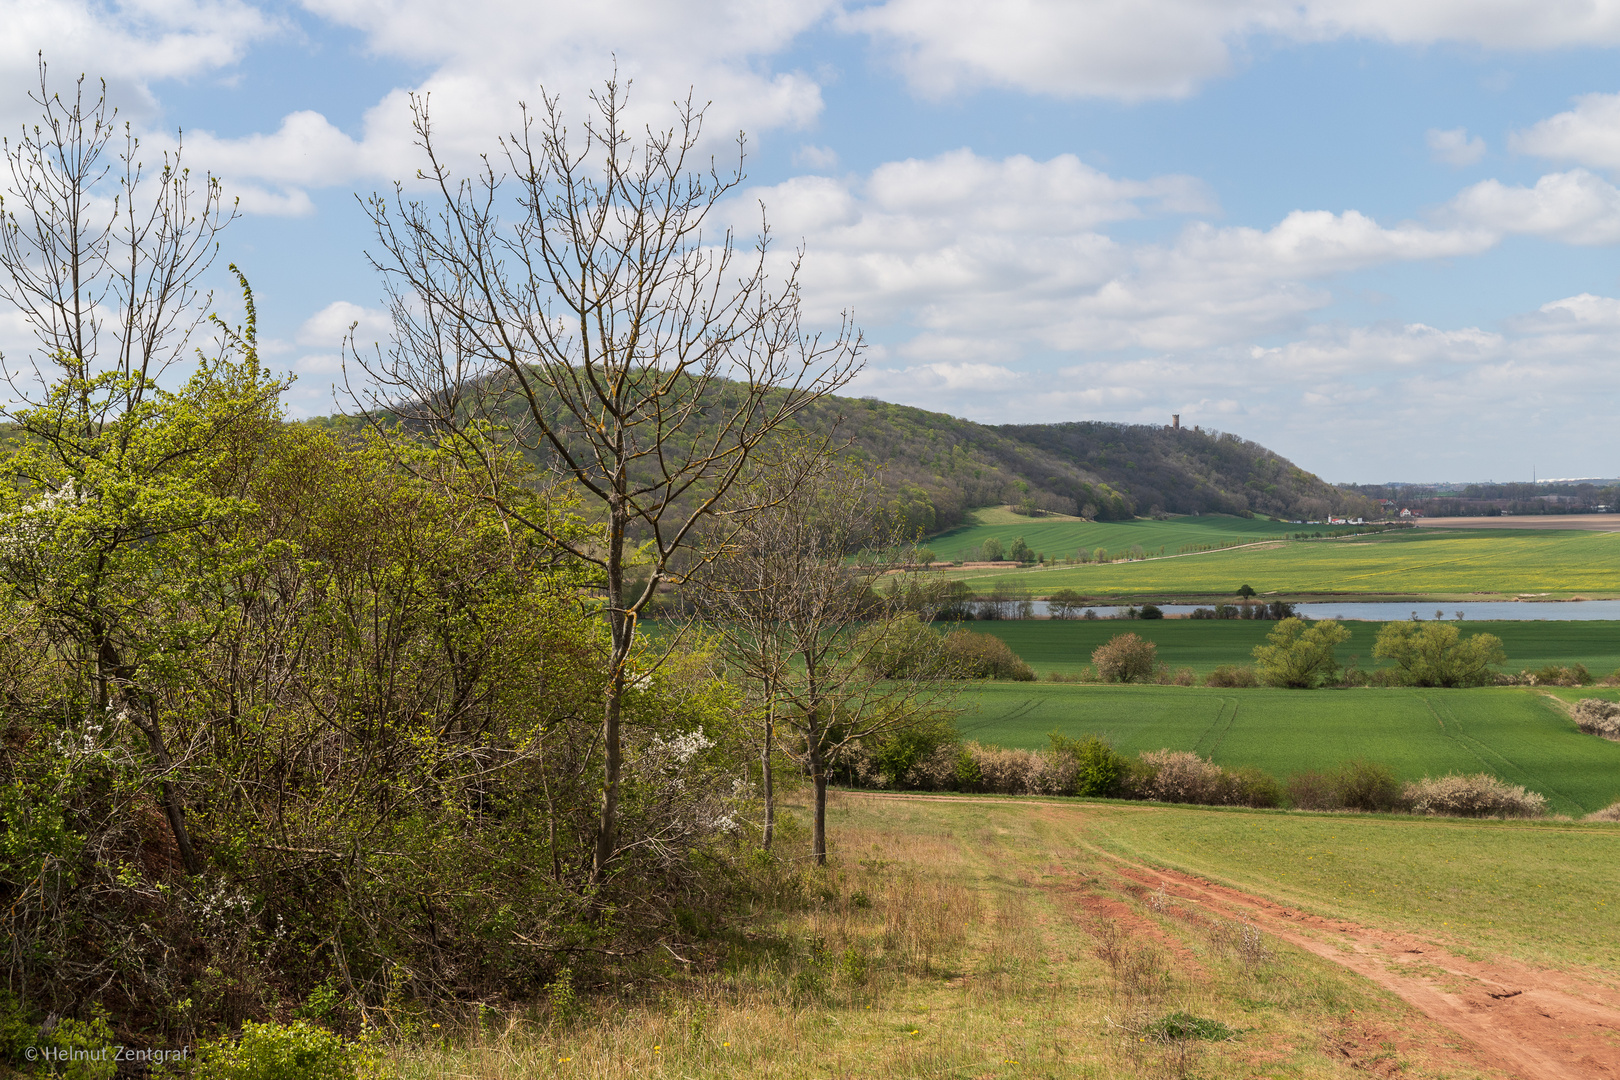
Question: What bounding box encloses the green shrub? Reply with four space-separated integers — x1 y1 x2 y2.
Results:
1091 632 1157 683
952 748 983 791
1205 664 1257 688
1333 760 1402 812
192 1021 357 1080
1049 733 1128 797
1373 620 1506 687
33 1011 116 1080
1252 618 1350 688
940 629 1035 681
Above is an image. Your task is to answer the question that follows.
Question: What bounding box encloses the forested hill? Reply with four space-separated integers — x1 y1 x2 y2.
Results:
783 395 1376 533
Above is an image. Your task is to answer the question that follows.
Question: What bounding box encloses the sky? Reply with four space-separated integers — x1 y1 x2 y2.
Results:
4 1 1620 484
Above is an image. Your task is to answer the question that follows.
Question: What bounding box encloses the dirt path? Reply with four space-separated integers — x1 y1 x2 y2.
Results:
1104 857 1620 1079
839 792 1620 1077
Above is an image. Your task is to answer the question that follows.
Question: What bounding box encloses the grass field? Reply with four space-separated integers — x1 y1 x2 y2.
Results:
927 508 1301 561
962 618 1620 678
934 526 1620 599
394 792 1620 1078
953 683 1620 816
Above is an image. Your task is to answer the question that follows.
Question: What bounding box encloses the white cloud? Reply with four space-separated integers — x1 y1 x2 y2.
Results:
1427 127 1486 167
844 0 1620 102
0 0 273 128
1446 169 1620 244
297 301 392 349
747 150 1490 354
1511 91 1620 173
179 0 835 198
793 144 840 170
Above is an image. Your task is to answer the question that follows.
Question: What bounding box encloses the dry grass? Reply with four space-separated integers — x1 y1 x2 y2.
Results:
382 793 1496 1079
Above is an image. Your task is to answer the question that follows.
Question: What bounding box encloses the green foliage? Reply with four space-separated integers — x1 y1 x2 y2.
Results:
192 1021 357 1080
1006 537 1032 563
1373 620 1507 687
1091 632 1157 683
1144 1011 1237 1042
940 629 1036 681
978 537 1004 561
1251 618 1351 688
1048 733 1127 797
867 712 959 786
953 682 1620 816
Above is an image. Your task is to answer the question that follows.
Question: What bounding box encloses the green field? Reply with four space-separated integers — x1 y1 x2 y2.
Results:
964 618 1620 677
927 508 1301 561
953 682 1620 816
937 526 1620 599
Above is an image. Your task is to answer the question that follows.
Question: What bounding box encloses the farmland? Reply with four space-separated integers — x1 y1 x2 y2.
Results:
927 507 1302 561
934 525 1620 599
963 618 1620 677
952 683 1620 816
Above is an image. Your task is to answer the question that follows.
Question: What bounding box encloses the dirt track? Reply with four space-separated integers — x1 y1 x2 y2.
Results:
843 792 1620 1078
1104 857 1620 1080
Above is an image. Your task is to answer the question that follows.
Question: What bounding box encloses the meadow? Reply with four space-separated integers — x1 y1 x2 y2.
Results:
390 792 1620 1079
935 526 1620 599
953 683 1620 816
963 618 1620 677
926 508 1301 561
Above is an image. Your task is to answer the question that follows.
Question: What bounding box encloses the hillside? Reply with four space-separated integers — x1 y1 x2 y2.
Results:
784 394 1376 532
342 380 1373 534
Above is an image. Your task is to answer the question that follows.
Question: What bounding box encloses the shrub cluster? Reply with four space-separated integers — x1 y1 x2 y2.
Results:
1573 698 1620 740
858 733 1552 821
1403 774 1547 818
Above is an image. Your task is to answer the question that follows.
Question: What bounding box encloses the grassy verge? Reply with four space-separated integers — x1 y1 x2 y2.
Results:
932 527 1620 599
1079 801 1620 975
961 618 1620 678
954 683 1620 816
384 795 1526 1079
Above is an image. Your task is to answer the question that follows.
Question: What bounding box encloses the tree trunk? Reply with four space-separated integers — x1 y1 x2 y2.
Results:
135 698 201 876
811 745 827 867
593 504 630 885
761 701 775 851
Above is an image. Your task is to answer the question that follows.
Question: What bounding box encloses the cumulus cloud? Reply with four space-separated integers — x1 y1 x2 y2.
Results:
296 301 392 349
746 149 1490 355
843 0 1620 101
793 144 841 170
1446 169 1620 244
0 0 273 128
1510 91 1620 173
1427 127 1486 167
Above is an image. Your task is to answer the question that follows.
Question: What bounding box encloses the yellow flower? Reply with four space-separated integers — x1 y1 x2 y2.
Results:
722 1042 730 1047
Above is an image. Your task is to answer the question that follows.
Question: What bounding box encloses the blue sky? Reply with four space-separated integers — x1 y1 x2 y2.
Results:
5 1 1620 484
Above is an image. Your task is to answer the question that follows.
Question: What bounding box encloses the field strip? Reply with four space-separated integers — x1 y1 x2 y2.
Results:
835 789 1620 835
940 538 1291 582
1082 851 1620 1080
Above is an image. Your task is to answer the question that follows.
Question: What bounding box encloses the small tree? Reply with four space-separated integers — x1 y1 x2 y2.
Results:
693 455 951 864
1092 632 1157 683
1252 618 1351 688
980 537 1005 561
1008 537 1033 563
1236 584 1257 598
352 78 862 882
1373 621 1506 687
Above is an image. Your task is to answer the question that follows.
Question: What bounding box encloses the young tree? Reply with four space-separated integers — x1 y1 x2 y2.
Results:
694 454 949 865
1092 632 1157 683
1251 617 1351 688
350 78 862 882
1373 620 1506 687
0 63 248 874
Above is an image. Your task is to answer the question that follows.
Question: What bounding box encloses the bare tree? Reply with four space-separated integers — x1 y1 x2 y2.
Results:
349 76 863 883
0 60 239 876
693 451 950 865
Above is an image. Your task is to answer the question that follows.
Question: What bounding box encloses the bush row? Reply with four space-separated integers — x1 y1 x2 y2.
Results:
854 734 1550 818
